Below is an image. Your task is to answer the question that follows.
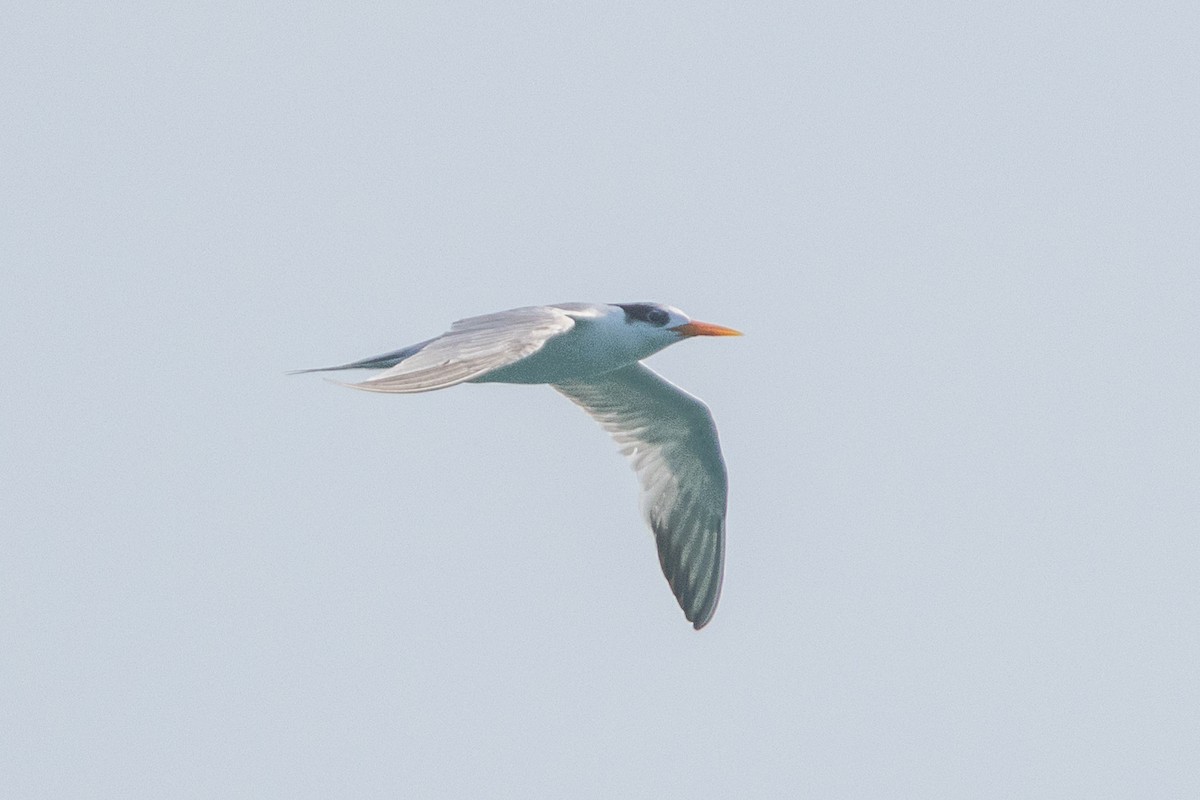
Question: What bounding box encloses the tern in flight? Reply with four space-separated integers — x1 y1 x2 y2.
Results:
295 302 741 629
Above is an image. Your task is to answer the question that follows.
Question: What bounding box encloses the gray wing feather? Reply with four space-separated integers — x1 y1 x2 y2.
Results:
554 364 728 629
288 339 438 374
347 306 578 394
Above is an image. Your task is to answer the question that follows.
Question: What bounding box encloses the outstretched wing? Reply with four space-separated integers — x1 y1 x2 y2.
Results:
346 306 581 394
554 364 728 629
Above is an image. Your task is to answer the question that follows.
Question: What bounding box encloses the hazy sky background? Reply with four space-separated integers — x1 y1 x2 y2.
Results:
3 3 1198 797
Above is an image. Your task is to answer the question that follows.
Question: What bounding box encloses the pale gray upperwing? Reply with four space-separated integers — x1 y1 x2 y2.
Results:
346 305 593 394
553 363 728 629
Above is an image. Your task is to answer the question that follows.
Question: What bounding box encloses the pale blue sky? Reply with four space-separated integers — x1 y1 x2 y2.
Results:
3 3 1198 797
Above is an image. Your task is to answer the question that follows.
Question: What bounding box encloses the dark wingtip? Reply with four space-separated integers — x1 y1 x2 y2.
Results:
689 605 716 630
286 364 353 375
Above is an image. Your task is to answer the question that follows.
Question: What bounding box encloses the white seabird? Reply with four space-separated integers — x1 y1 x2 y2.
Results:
296 302 741 629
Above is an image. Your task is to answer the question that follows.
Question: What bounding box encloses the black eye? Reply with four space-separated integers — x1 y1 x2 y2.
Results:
616 303 673 327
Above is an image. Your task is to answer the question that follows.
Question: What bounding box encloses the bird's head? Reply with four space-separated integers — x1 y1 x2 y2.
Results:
613 303 742 352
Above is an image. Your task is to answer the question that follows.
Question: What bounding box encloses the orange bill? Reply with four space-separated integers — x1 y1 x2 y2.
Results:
671 320 743 337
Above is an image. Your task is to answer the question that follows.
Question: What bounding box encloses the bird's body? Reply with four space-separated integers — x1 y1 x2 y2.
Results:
295 302 740 629
471 304 663 384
